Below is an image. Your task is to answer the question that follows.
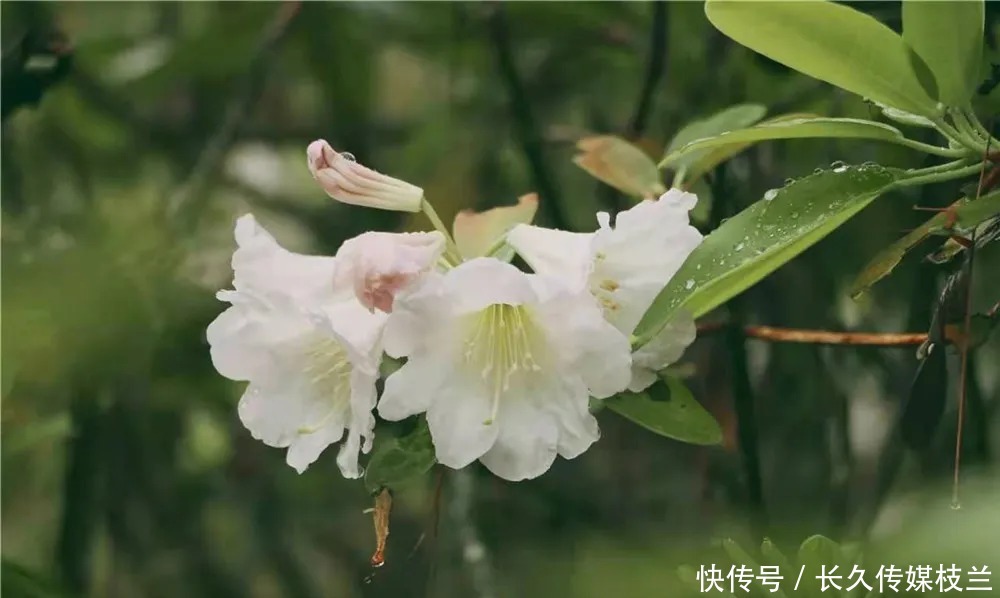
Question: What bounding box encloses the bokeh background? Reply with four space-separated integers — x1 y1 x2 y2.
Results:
3 2 1000 597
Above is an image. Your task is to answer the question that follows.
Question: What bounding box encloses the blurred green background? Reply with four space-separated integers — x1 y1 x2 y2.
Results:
3 2 1000 597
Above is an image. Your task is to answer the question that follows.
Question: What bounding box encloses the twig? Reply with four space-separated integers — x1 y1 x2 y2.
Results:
627 2 668 138
167 0 301 219
696 322 928 346
953 128 992 506
600 2 669 214
485 3 567 228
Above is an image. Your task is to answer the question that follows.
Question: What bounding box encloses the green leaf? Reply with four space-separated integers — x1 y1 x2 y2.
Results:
635 164 902 342
661 118 915 168
604 376 722 445
705 0 939 117
663 104 767 179
903 0 984 106
573 136 665 198
954 188 1000 230
363 420 436 494
850 189 1000 297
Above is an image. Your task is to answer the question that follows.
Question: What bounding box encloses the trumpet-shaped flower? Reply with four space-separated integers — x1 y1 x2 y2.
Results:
307 139 423 212
506 189 702 391
333 231 446 313
207 215 392 477
377 258 632 481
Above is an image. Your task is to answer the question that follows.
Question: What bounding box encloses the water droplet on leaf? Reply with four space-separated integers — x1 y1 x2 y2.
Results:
763 189 778 202
685 279 695 290
342 152 357 162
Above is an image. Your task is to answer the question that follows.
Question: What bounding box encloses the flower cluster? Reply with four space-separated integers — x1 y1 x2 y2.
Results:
208 140 702 482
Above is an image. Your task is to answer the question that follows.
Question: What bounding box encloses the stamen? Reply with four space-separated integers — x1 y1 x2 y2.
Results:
296 336 353 434
462 304 543 424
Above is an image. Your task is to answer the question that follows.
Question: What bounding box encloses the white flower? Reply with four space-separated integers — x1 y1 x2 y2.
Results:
377 258 632 481
506 189 702 391
333 231 446 313
207 214 387 477
307 139 423 212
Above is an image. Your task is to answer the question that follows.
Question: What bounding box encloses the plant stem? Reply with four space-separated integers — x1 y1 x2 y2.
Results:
894 161 983 189
421 198 463 264
695 322 927 346
897 137 968 158
933 115 984 154
963 107 1000 148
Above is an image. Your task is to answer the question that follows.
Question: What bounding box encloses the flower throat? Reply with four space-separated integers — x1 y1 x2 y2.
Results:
463 303 543 424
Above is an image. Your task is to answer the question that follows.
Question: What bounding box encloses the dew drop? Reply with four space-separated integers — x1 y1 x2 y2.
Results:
763 189 778 202
813 168 823 175
735 242 745 251
685 279 695 290
784 178 795 186
831 160 846 169
833 164 848 173
341 152 357 162
791 211 799 219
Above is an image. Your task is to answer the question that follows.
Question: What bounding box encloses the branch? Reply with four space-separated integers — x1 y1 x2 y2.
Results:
697 322 928 346
485 3 567 228
167 0 302 219
627 2 668 137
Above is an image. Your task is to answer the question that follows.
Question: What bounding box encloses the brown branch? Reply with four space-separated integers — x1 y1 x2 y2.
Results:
696 322 928 346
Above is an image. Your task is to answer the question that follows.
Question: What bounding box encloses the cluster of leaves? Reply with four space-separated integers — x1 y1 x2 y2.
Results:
554 0 1000 461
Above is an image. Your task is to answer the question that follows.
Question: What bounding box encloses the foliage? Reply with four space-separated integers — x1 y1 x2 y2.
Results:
2 1 999 597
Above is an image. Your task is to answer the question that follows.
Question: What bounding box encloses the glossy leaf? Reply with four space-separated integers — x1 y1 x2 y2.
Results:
363 420 436 494
663 104 767 179
706 0 939 117
604 376 722 445
903 0 984 106
670 113 820 184
636 165 903 343
573 136 665 199
662 118 913 168
850 189 1000 297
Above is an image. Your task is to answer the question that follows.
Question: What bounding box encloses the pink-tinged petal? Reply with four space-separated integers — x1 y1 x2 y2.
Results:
333 231 445 313
306 140 423 212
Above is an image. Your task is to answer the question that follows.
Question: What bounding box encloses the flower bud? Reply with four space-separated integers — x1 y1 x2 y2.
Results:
307 140 423 212
334 231 445 313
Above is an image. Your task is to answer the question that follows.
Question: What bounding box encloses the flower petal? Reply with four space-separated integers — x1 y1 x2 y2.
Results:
479 391 559 481
238 381 348 473
442 258 540 313
533 286 632 399
231 214 340 307
307 139 423 212
590 189 702 335
506 223 594 290
378 352 452 421
425 371 500 469
628 311 697 392
333 231 445 313
336 368 378 478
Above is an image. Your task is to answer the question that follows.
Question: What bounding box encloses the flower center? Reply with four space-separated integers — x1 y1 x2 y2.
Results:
462 303 544 424
296 335 353 434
